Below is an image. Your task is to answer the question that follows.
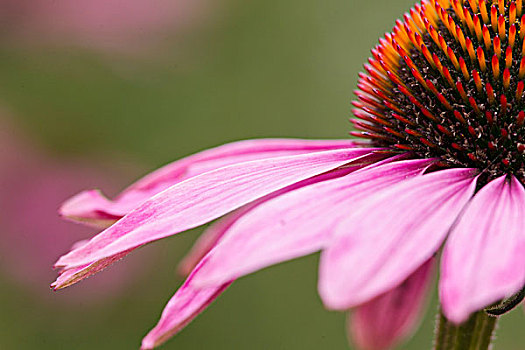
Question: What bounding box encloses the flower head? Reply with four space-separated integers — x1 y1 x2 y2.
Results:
53 1 525 349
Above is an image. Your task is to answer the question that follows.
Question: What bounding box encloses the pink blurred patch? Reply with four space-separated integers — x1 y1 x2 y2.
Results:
0 117 146 303
0 0 219 54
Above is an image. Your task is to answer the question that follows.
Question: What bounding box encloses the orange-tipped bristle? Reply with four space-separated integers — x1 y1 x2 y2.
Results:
437 124 453 136
410 7 425 29
405 127 422 137
505 47 513 68
421 44 435 67
477 46 487 72
385 66 403 85
521 15 525 39
371 86 393 101
519 57 525 78
452 0 465 22
425 79 440 96
421 107 439 122
482 25 491 48
453 110 466 124
494 36 502 58
447 47 460 69
350 120 383 133
383 100 405 115
463 7 476 35
491 6 498 29
492 55 500 79
391 112 414 126
384 127 405 139
427 22 440 46
456 81 469 101
467 0 478 12
452 142 466 151
503 68 511 90
432 53 444 74
486 82 496 104
442 66 455 87
510 2 517 24
447 15 458 38
438 33 448 53
421 3 438 26
473 69 483 92
396 84 414 99
509 24 517 48
468 125 477 137
469 96 482 114
486 111 494 125
466 37 476 61
437 93 453 110
456 25 467 50
518 111 525 126
499 0 505 14
439 7 454 35
498 15 506 40
518 0 523 16
480 0 489 23
410 67 428 87
473 15 482 41
459 56 470 79
420 137 438 149
517 81 525 101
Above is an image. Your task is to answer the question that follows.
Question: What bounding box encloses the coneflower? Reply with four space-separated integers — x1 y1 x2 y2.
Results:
52 1 524 349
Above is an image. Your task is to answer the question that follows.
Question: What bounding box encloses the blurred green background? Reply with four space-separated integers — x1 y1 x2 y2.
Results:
0 0 523 349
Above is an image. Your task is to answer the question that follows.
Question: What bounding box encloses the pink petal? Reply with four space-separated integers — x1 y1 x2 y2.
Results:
60 139 359 225
55 147 378 270
59 190 121 228
51 250 133 290
440 175 525 323
177 209 249 277
349 258 436 350
319 168 478 310
140 260 232 350
192 158 436 287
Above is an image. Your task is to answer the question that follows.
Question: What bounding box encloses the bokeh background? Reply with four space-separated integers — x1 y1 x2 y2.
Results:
0 0 523 349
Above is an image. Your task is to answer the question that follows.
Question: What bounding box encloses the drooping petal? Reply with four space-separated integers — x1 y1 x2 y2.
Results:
349 258 436 350
319 168 478 310
60 139 359 226
55 147 378 270
192 158 436 287
440 175 525 323
140 260 232 350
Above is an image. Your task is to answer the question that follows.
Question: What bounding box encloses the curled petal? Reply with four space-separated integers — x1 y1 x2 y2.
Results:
60 139 359 226
440 175 525 323
55 147 378 272
349 258 436 350
319 168 478 310
193 158 436 287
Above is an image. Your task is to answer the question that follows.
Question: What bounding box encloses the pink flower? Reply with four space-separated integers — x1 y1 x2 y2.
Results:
53 1 525 349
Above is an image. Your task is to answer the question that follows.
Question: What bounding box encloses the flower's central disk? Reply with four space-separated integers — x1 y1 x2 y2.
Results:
352 0 525 180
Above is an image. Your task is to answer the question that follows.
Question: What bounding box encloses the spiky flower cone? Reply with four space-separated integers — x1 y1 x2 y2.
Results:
353 0 525 183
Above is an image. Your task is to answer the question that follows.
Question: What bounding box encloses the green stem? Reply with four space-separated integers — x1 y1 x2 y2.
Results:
434 309 497 350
